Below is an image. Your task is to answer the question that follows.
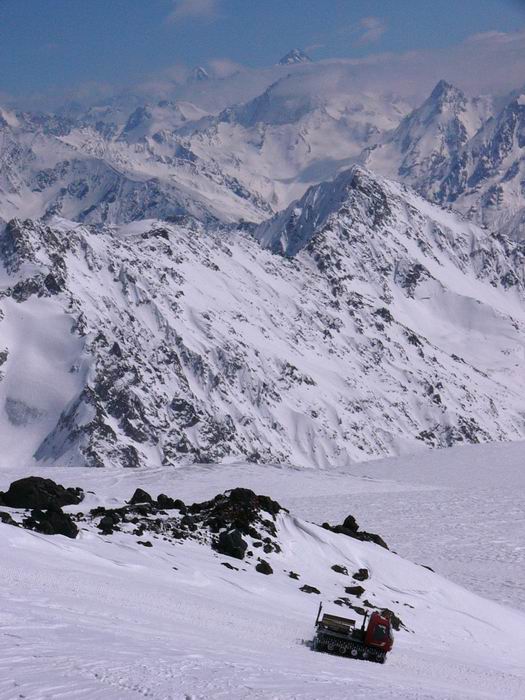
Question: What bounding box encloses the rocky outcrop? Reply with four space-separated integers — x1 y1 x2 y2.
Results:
0 477 84 509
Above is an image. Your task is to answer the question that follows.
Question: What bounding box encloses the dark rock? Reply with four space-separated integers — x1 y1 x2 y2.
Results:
331 564 348 575
342 515 359 532
352 568 369 581
381 608 406 631
255 559 273 575
0 476 84 509
214 529 248 560
121 445 140 469
110 341 123 358
322 515 388 550
344 585 365 597
180 514 197 531
157 494 186 512
0 511 17 525
288 571 300 580
129 488 154 505
190 488 284 541
137 540 153 547
170 398 200 428
221 562 239 570
334 598 366 615
98 515 116 534
23 503 78 538
300 584 321 594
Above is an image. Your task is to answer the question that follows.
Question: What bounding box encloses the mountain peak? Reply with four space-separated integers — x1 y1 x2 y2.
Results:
429 79 464 103
278 48 312 65
190 66 210 82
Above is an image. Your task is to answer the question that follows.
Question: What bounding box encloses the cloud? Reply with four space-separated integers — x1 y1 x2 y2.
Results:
339 16 388 47
208 58 244 79
167 0 218 23
322 27 525 100
304 42 325 54
355 16 387 46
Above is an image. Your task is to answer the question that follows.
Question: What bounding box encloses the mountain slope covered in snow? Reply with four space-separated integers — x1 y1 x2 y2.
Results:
1 167 525 470
1 441 524 699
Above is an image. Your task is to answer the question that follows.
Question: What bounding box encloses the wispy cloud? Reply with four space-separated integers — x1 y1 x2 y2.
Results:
208 58 244 78
339 16 388 47
167 0 218 23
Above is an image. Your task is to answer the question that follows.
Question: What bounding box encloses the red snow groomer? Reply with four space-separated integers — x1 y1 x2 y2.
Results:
313 603 394 663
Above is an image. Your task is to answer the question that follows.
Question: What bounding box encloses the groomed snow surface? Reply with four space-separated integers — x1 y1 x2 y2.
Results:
1 440 525 699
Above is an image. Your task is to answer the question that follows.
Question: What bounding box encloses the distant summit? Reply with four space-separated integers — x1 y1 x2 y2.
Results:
190 66 210 82
278 48 312 65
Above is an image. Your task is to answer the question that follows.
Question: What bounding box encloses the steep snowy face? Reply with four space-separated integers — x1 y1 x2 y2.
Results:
363 83 525 240
1 168 525 470
437 95 525 234
363 81 492 198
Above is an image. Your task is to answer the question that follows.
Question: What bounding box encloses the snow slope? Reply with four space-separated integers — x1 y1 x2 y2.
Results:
1 167 525 469
1 440 524 699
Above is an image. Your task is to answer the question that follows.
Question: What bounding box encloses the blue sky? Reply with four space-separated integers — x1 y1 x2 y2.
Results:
1 0 524 96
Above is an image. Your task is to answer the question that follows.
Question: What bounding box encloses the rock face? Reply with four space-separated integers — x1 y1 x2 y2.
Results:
0 477 84 509
1 166 525 469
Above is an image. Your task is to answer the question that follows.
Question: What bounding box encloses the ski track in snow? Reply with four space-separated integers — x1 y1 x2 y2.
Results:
1 440 525 699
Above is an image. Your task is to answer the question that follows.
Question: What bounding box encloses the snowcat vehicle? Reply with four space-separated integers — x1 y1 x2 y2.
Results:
312 603 393 663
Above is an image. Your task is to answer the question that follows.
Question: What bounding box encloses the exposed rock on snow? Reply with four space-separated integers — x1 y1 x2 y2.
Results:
0 476 84 509
23 503 78 539
323 515 389 549
1 165 525 468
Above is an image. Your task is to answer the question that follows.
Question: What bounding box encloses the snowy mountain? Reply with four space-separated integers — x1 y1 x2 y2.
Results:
363 82 525 240
278 48 313 65
0 100 271 227
185 71 409 209
362 80 492 197
1 167 525 470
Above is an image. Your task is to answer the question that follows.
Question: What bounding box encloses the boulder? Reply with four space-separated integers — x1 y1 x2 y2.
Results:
157 493 186 512
23 503 78 539
322 515 388 549
352 568 369 581
129 488 154 505
0 511 17 526
255 559 273 575
300 584 321 594
214 529 248 560
344 585 365 597
0 477 84 509
331 564 348 575
98 515 116 534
